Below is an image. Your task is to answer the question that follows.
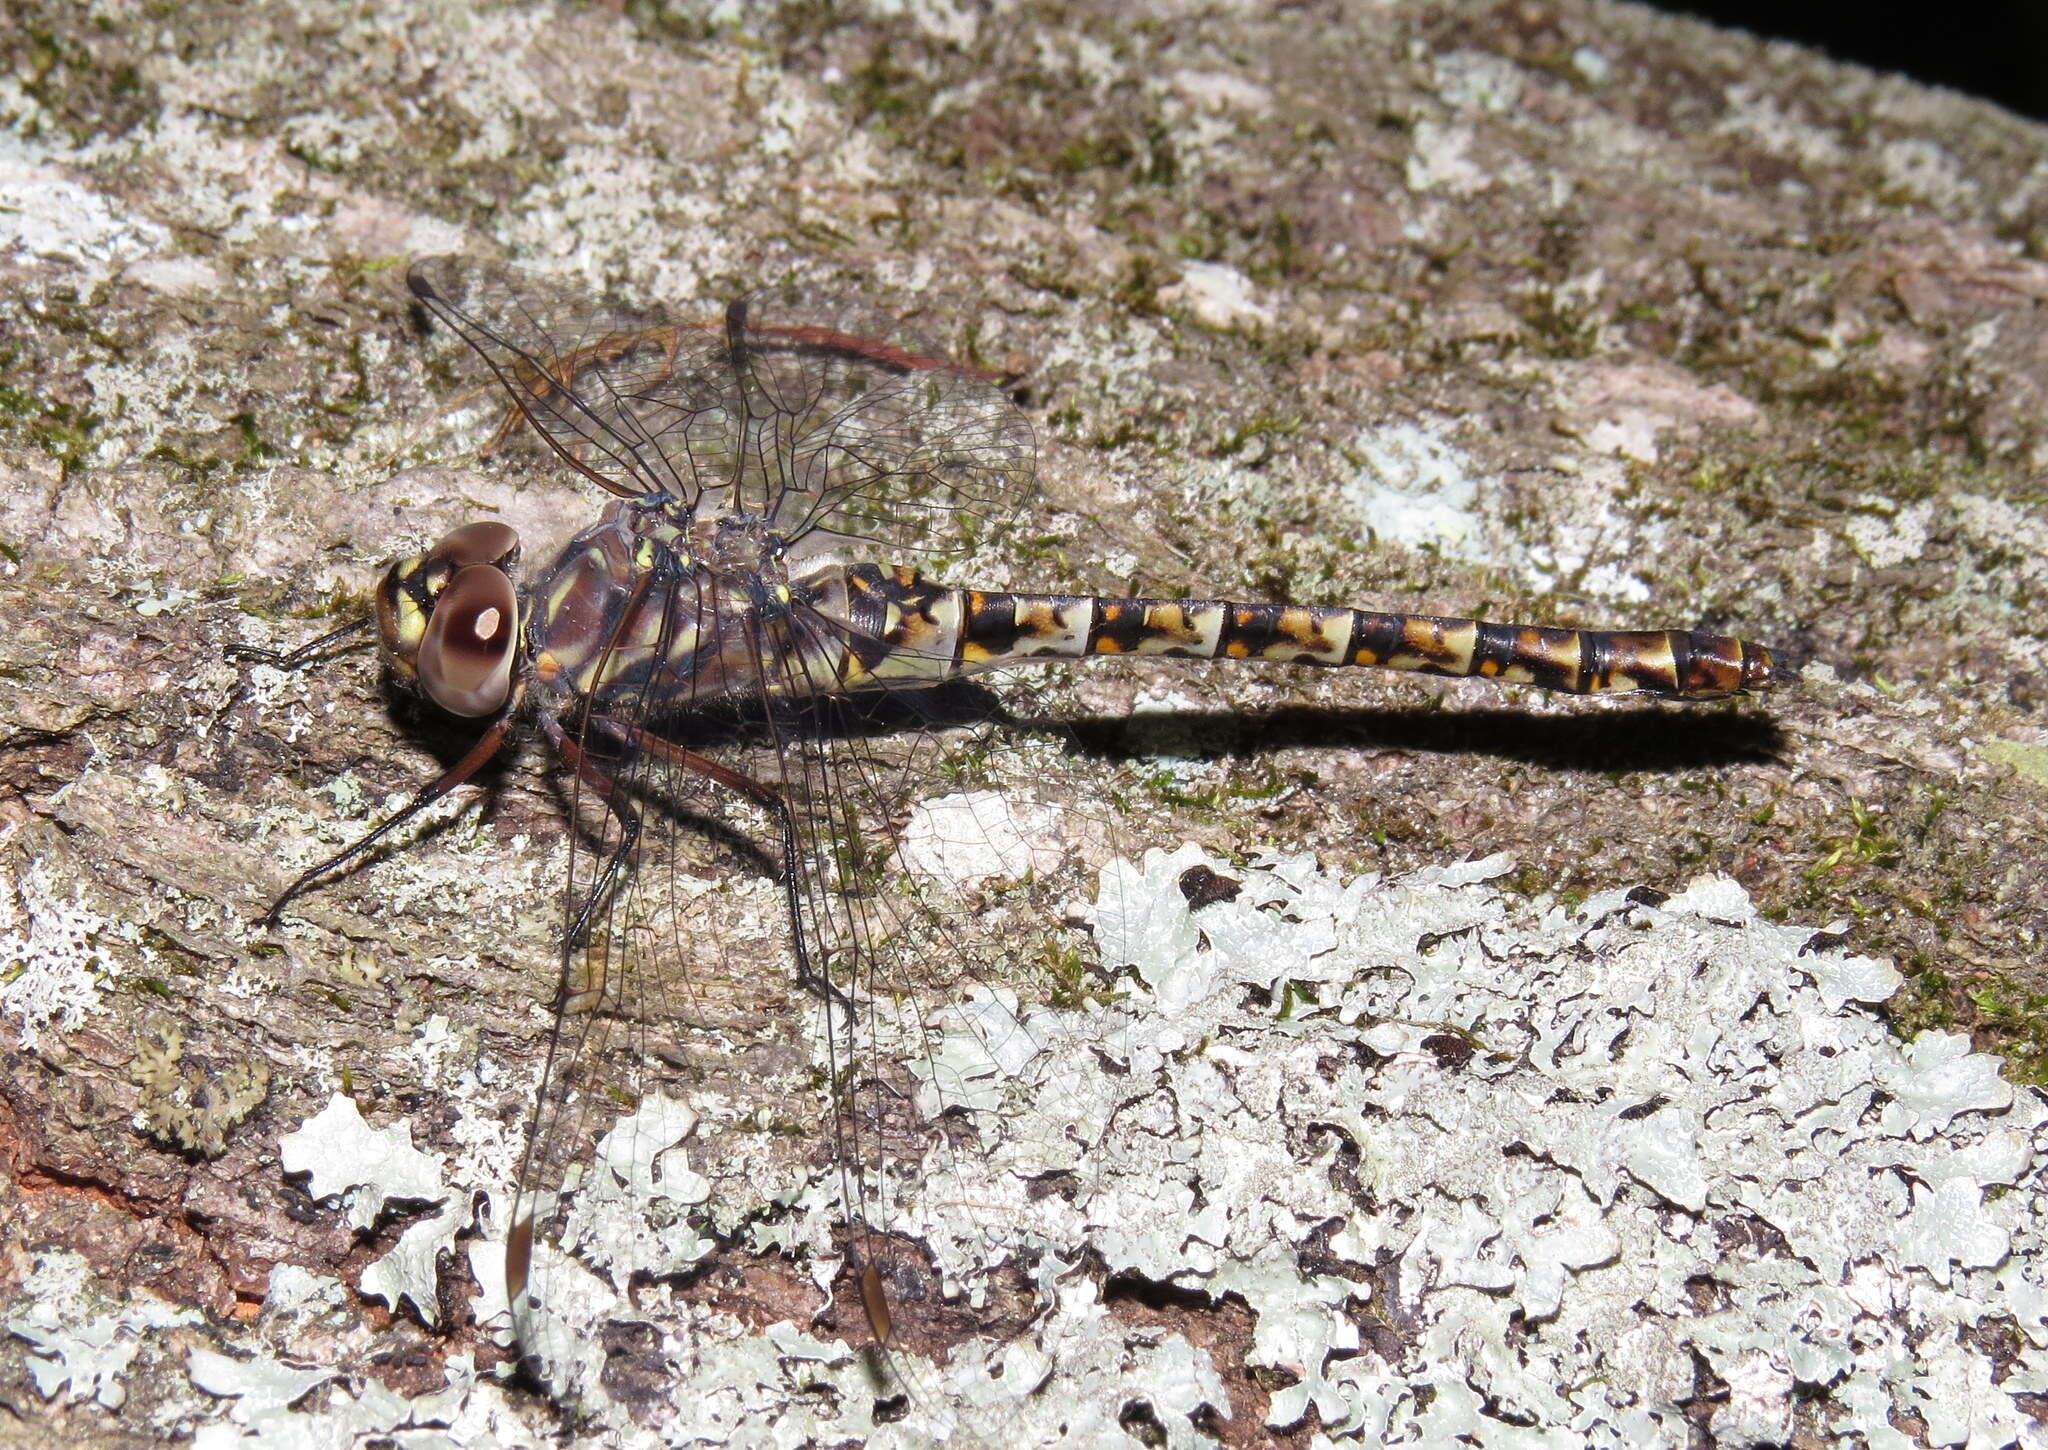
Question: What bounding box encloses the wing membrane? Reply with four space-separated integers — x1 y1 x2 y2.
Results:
407 255 719 500
507 576 1056 1429
407 257 1036 557
411 255 1070 1426
724 309 1037 557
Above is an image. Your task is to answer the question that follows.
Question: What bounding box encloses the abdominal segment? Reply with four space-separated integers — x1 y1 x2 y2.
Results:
818 564 1785 701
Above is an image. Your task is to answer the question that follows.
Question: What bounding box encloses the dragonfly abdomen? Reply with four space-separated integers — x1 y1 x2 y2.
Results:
832 567 1784 700
1036 594 1780 698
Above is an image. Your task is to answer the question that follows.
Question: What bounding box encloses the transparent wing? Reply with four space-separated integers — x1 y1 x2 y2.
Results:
720 290 1037 558
407 256 1037 558
505 575 1087 1435
406 255 722 501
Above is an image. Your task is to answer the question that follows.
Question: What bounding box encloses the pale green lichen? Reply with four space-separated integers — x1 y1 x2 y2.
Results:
1 840 124 1050
8 1251 200 1414
131 1019 272 1158
332 844 2045 1448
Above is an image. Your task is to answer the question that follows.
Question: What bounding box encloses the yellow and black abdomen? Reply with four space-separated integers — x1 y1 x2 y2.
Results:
948 584 1781 700
802 564 1787 700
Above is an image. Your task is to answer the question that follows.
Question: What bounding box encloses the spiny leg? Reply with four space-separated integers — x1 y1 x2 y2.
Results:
222 616 377 728
226 616 375 672
258 712 515 926
540 715 644 966
590 721 855 1014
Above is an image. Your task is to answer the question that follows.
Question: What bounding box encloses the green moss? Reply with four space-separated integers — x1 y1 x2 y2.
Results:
1245 211 1302 284
285 140 343 174
843 39 925 131
15 20 157 144
1110 255 1163 317
0 382 99 475
1039 938 1115 1011
1214 415 1301 459
1137 759 1292 818
1801 799 1899 884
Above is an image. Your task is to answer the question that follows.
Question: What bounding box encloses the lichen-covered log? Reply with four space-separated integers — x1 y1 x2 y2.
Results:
3 2 2046 1446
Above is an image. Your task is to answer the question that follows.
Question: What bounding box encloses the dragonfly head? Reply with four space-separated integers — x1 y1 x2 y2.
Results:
376 520 523 717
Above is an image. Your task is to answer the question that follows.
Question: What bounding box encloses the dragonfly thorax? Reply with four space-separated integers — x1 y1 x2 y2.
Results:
685 509 789 583
375 519 524 718
524 504 803 717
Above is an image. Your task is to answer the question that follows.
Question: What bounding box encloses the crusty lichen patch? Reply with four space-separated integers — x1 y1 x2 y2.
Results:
130 1020 270 1158
986 849 2048 1446
143 848 2046 1448
0 833 127 1051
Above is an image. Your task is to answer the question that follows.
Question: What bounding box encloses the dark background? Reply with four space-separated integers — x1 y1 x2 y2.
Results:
1644 2 2048 123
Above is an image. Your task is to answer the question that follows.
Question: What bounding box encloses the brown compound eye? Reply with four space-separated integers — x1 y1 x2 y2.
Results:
417 563 519 716
433 519 520 572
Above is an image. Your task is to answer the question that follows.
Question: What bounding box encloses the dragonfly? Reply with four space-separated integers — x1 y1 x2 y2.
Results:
248 256 1790 1435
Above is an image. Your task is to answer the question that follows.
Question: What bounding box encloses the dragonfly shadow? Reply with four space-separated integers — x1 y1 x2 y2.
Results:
532 738 786 887
1049 701 1788 774
375 673 524 775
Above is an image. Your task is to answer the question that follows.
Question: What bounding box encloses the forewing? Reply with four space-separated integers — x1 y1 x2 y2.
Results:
407 255 729 501
408 256 1036 558
721 290 1038 559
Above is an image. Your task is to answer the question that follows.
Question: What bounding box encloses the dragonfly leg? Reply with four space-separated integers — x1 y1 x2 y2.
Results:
587 718 852 1012
226 616 374 671
258 711 515 926
540 718 644 956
